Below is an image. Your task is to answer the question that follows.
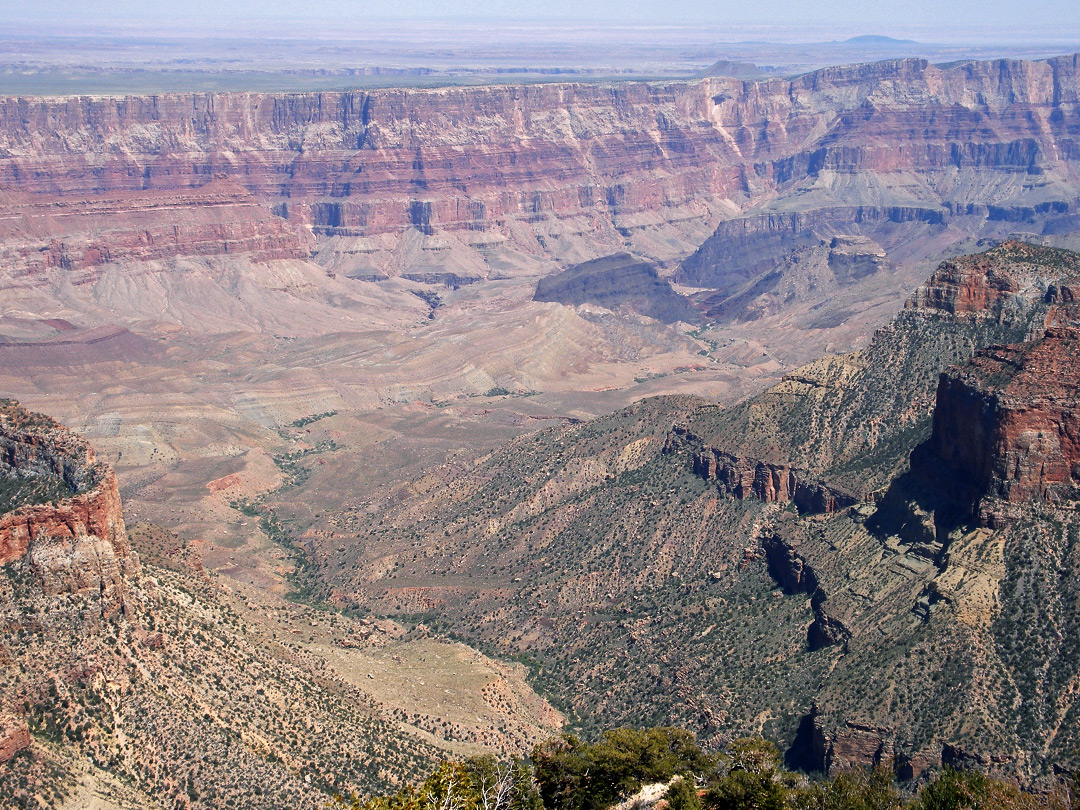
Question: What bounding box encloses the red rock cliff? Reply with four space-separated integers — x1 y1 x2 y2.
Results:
667 425 857 514
0 401 136 618
913 321 1080 524
0 53 1077 245
906 241 1080 317
693 447 858 514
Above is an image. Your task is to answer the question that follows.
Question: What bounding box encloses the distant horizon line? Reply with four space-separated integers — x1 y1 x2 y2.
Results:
1 23 1078 49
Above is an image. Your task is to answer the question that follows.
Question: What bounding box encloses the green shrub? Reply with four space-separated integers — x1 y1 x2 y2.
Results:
667 777 703 810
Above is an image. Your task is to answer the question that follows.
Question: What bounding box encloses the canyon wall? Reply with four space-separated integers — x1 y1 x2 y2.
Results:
0 180 315 281
0 53 1078 262
0 81 745 243
0 400 136 619
913 322 1080 525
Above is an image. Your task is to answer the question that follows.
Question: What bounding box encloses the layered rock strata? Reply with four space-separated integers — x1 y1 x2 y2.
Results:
0 180 313 278
0 400 136 618
692 446 857 514
0 54 1078 253
912 323 1080 525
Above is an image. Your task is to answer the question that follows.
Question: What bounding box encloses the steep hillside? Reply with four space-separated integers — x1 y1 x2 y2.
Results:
684 242 1080 496
290 244 1080 782
774 325 1080 779
0 401 561 809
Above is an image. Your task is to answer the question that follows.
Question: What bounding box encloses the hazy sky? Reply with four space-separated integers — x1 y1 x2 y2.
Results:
4 0 1079 38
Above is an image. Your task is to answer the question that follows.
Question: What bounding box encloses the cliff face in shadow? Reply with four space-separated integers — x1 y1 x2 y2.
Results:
533 253 698 323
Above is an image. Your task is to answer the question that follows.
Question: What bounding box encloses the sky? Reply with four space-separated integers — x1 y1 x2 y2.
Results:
3 0 1078 39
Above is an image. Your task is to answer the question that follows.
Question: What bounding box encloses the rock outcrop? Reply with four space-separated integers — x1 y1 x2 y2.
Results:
912 323 1080 525
690 443 857 514
825 235 890 282
0 714 31 764
761 528 850 651
906 241 1080 317
680 242 1079 506
761 532 819 594
690 229 897 324
0 399 136 618
677 205 938 292
907 256 1022 315
806 717 895 774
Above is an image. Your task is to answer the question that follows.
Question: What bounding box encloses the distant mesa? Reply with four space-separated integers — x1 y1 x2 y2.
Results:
838 35 921 46
699 60 765 80
533 252 698 325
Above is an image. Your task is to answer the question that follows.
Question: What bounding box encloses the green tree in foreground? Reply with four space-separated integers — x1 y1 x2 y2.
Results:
335 756 539 810
341 729 1079 810
704 737 791 810
532 726 714 810
666 776 704 810
788 762 903 810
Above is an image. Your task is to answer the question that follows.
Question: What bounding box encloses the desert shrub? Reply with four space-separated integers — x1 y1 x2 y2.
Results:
790 763 904 810
666 777 703 810
533 727 713 810
340 757 538 810
911 767 1073 810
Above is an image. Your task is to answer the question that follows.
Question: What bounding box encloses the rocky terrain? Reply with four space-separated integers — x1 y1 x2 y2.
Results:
913 323 1080 524
0 400 561 808
0 399 136 622
684 242 1080 496
4 54 1080 550
4 49 1080 802
533 253 697 324
283 244 1080 784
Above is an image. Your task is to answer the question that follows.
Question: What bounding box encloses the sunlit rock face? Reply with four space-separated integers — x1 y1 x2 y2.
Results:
0 399 137 620
0 53 1078 258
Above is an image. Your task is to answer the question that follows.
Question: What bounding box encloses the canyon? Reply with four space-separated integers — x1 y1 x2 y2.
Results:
4 47 1080 805
287 243 1080 785
0 398 562 807
3 55 1080 577
3 53 1080 298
